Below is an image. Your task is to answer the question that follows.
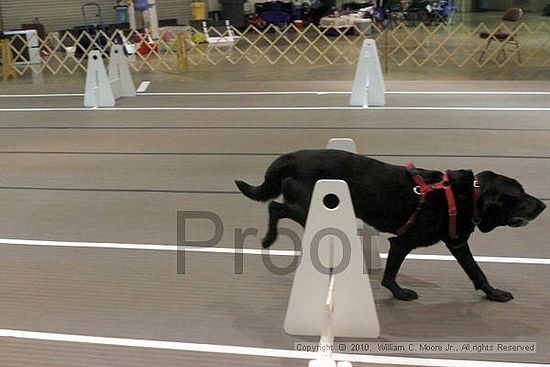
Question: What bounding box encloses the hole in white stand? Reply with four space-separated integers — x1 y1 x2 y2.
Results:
323 194 340 210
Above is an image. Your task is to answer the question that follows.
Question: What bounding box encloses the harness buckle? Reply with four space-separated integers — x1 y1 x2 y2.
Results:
448 208 458 217
413 186 423 195
473 180 480 188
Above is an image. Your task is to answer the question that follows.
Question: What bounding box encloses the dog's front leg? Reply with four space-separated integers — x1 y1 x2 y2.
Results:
382 238 418 301
445 242 514 302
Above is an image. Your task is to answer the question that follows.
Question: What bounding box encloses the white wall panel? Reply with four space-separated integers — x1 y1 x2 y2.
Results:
1 0 192 32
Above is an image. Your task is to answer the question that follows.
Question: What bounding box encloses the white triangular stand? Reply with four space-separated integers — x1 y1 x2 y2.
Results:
84 45 135 108
326 137 357 153
284 180 380 367
108 45 136 100
84 51 115 108
350 39 385 108
326 138 382 271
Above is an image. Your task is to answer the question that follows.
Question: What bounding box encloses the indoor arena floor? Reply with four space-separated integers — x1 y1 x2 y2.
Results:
0 79 548 367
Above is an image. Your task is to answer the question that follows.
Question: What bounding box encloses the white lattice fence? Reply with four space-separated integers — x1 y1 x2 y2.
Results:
2 22 549 77
4 29 181 76
387 22 550 68
186 23 384 66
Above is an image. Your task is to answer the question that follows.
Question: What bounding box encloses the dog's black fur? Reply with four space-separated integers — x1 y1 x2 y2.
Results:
236 149 546 302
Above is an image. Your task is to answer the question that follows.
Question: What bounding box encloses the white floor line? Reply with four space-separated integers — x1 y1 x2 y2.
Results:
2 91 550 98
0 329 546 367
1 238 549 265
143 91 349 96
0 106 361 112
0 238 298 256
0 92 334 98
1 106 550 112
386 91 550 95
141 91 550 96
378 107 550 111
381 253 550 265
0 93 83 98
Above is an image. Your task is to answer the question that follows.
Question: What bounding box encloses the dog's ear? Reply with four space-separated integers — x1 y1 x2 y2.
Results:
480 188 503 212
477 171 503 212
448 169 474 192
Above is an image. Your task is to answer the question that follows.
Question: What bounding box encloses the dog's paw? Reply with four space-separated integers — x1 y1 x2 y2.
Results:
393 288 419 301
262 233 276 248
485 288 514 302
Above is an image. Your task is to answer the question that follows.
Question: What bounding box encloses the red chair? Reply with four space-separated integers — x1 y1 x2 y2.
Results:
478 8 523 63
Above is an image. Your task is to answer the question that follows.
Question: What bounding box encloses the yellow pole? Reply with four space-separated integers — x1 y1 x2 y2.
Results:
1 39 19 80
176 32 188 72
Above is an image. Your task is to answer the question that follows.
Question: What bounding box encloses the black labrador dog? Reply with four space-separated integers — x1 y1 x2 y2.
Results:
236 150 546 302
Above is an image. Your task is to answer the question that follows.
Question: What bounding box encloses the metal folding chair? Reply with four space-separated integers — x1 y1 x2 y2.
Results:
478 8 523 63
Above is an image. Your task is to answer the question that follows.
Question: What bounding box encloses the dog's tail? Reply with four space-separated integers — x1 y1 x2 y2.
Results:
235 154 293 202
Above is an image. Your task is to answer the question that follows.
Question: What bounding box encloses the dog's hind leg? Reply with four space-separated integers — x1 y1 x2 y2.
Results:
262 201 307 248
445 241 514 302
381 237 418 301
281 178 312 212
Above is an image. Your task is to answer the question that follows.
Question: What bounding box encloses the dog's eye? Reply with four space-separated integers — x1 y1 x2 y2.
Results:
503 193 521 203
505 187 523 198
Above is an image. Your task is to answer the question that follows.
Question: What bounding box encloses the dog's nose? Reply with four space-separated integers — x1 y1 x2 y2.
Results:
527 197 546 220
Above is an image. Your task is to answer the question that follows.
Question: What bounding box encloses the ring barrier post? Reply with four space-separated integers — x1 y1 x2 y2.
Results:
326 138 382 271
176 32 188 72
350 39 385 108
1 39 19 80
84 45 136 108
284 180 380 367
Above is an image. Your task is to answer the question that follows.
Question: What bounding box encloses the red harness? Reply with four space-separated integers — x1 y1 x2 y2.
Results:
396 163 481 239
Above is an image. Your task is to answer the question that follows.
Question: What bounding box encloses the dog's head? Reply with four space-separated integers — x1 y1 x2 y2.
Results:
476 171 546 233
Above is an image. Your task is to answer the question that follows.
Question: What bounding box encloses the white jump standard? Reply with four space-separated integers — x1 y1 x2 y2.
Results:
326 138 382 270
350 39 386 108
284 180 380 367
84 45 136 108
